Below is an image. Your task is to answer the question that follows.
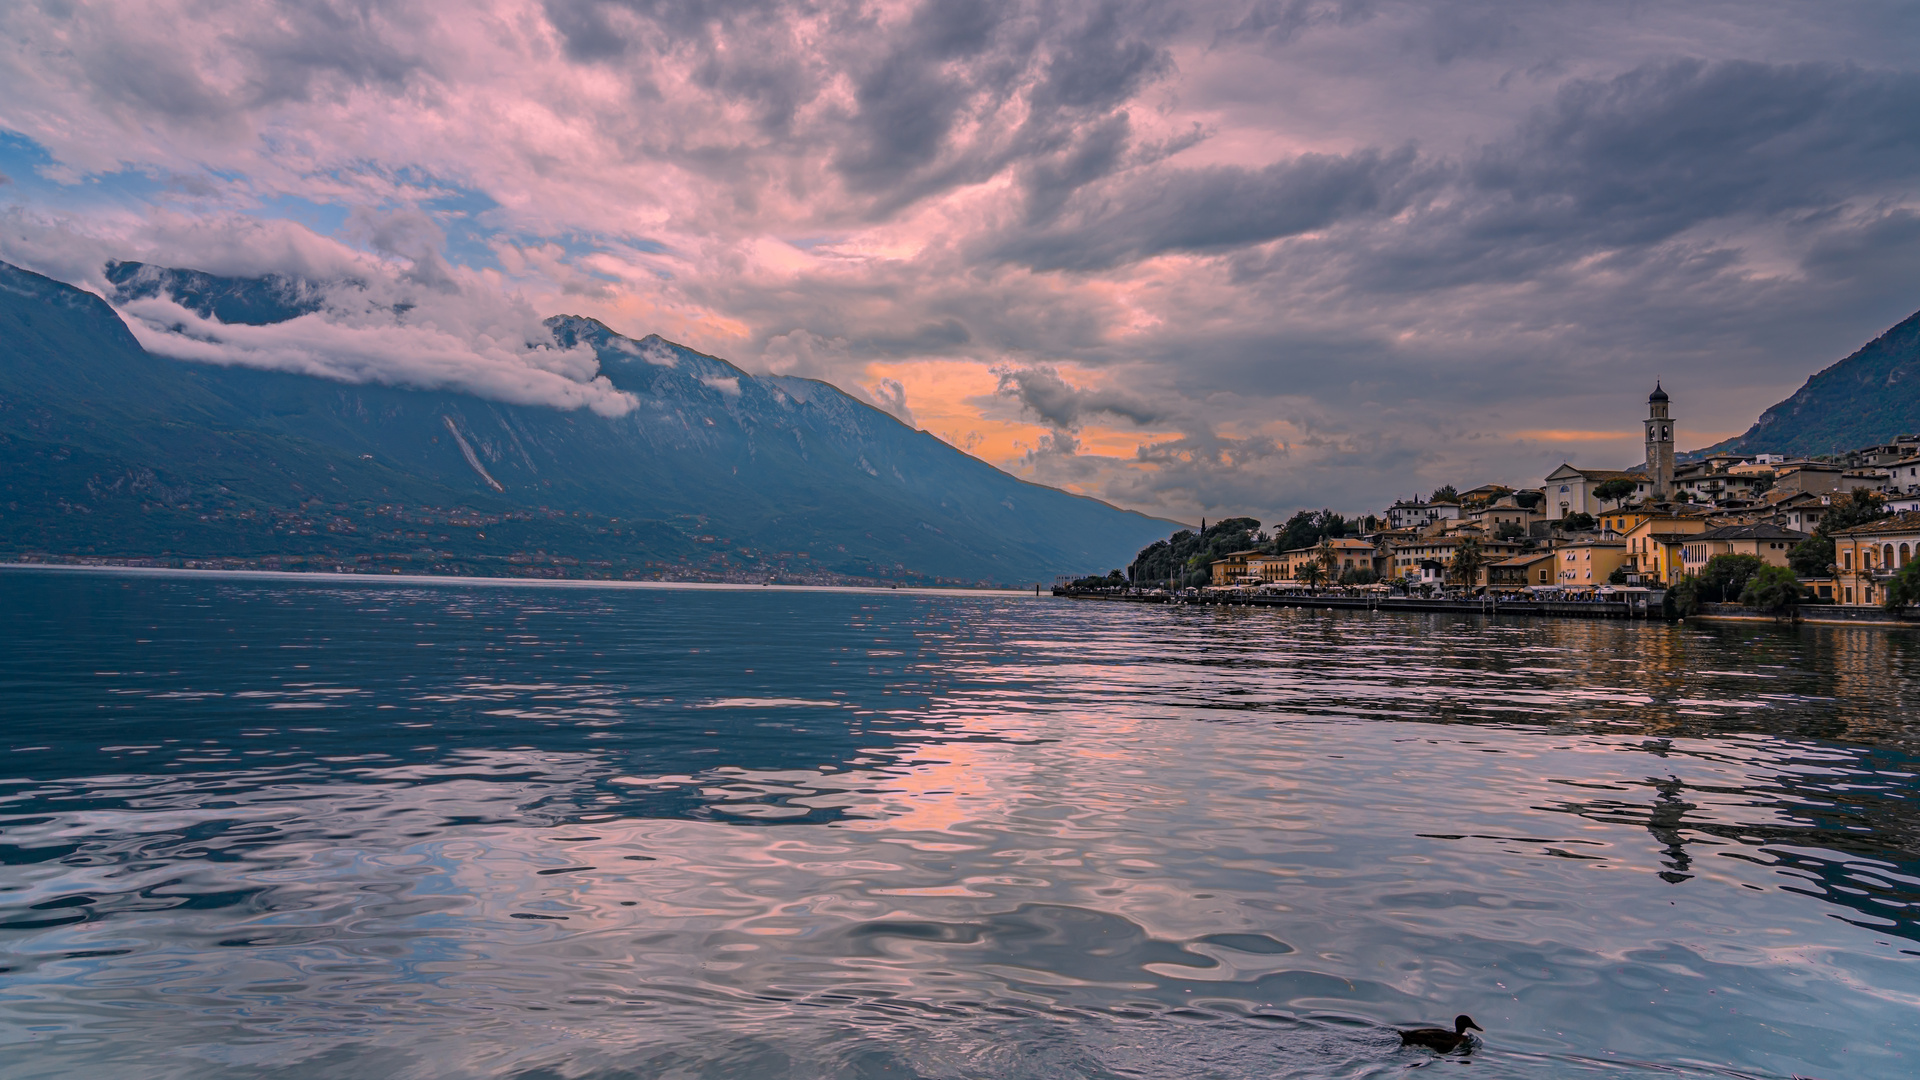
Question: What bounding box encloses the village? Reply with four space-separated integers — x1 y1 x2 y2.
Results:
1171 385 1920 612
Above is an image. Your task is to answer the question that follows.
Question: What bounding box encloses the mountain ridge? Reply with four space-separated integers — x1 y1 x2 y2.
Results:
1701 306 1920 458
0 259 1175 585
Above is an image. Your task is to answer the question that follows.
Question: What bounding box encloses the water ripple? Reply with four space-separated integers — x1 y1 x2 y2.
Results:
1 571 1917 1078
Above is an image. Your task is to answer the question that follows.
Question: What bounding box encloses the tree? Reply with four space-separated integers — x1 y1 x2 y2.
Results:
1495 521 1526 541
1593 478 1638 504
1668 577 1702 618
1608 565 1631 585
1885 562 1920 612
1788 536 1834 578
1514 491 1544 510
1561 512 1596 531
1699 553 1765 603
1449 537 1487 587
1298 561 1326 589
1771 491 1890 584
1824 490 1890 534
1740 564 1805 618
1272 509 1349 553
1127 518 1264 585
1429 484 1460 504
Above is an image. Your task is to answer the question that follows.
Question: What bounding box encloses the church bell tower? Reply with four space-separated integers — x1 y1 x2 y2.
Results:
1644 383 1675 501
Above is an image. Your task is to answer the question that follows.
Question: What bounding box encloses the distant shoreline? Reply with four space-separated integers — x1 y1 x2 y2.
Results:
0 562 1046 599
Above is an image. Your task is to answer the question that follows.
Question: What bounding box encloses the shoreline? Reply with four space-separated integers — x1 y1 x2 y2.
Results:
1057 589 1920 629
0 562 1045 599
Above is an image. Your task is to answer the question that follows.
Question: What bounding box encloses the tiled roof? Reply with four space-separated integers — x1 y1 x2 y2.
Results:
1832 510 1920 537
1694 523 1810 542
1492 552 1555 566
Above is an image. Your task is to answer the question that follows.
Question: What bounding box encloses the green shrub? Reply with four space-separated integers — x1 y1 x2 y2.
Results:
1739 565 1805 617
1700 553 1764 603
1885 562 1920 612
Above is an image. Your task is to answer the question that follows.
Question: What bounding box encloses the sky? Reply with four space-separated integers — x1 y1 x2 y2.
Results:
3 1 1919 524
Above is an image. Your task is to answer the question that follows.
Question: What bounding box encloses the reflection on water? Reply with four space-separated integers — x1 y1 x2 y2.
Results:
1 569 1917 1079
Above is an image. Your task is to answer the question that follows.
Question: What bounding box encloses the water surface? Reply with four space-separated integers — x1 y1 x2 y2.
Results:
2 569 1917 1079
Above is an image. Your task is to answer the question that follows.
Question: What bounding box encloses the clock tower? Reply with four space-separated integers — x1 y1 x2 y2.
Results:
1644 383 1675 501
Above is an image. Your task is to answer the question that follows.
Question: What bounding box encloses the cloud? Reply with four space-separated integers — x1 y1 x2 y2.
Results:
4 0 1920 525
991 364 1171 429
994 144 1427 271
118 292 638 417
99 239 640 417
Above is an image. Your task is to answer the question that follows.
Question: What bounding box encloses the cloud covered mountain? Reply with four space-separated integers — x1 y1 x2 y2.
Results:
0 260 1174 584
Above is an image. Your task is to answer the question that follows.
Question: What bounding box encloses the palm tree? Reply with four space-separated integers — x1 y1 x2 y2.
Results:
1316 538 1340 581
1299 561 1326 590
1449 537 1487 589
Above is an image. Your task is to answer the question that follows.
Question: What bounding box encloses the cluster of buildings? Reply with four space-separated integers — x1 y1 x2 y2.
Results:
1208 385 1920 606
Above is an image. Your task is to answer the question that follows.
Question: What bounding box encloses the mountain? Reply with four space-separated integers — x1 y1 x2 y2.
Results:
0 259 1175 585
1708 307 1920 457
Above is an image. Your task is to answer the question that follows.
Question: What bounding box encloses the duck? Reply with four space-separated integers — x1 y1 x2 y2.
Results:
1399 1014 1482 1053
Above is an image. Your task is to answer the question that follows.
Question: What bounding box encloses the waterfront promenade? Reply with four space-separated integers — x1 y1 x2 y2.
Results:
1053 587 1663 620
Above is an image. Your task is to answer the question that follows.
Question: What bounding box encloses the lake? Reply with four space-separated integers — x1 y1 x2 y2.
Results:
1 568 1916 1079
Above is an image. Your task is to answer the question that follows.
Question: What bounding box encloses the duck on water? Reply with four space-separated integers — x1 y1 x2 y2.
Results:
1399 1015 1483 1053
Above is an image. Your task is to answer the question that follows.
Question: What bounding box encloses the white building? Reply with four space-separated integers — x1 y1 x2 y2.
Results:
1386 500 1462 530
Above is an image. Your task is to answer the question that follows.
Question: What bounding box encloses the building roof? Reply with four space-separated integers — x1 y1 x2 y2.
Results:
1618 503 1715 518
1493 552 1556 566
1545 464 1637 482
1832 510 1920 537
1693 523 1809 542
1209 549 1266 563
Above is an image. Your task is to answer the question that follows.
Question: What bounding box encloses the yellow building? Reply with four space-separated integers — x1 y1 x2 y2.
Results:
1676 523 1808 578
1832 511 1920 606
1208 549 1264 586
1604 506 1716 583
1488 551 1556 592
1550 538 1629 588
1385 531 1527 585
1270 538 1381 582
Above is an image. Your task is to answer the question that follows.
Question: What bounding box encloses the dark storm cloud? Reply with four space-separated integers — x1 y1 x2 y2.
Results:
541 0 785 62
236 1 433 107
991 364 1174 429
1217 59 1920 302
994 145 1427 271
1027 2 1173 113
1215 0 1377 48
1475 59 1920 246
834 1 1176 214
